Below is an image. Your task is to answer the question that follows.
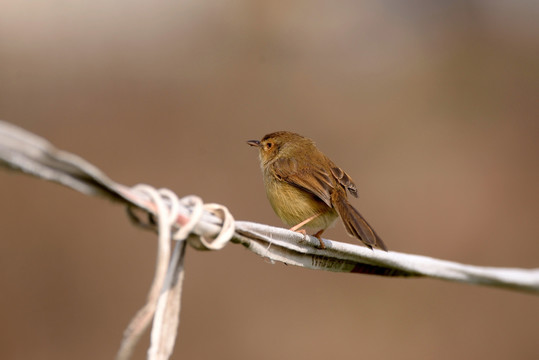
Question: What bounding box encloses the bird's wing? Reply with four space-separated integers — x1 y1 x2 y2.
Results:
269 156 334 207
330 165 358 198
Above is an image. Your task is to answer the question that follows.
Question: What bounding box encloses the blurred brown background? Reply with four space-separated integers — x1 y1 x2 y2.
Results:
1 1 538 359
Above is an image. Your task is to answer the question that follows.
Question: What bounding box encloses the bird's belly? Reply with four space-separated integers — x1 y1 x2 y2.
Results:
265 180 337 229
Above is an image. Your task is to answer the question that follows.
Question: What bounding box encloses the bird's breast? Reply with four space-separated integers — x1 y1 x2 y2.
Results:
264 176 337 229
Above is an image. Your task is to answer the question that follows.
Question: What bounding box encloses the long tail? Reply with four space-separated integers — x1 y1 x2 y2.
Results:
331 189 388 251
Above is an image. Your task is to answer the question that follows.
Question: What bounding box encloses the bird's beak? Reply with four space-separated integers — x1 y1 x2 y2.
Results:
247 140 261 147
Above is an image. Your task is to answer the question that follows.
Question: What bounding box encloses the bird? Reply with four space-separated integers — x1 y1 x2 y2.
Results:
247 131 387 251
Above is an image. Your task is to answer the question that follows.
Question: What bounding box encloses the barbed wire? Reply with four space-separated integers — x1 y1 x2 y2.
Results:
1 120 538 360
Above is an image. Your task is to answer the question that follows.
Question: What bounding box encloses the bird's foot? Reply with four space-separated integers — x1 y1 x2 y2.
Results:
288 228 324 249
312 229 326 249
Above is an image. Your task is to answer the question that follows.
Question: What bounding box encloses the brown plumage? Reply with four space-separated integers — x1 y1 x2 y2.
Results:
247 131 387 251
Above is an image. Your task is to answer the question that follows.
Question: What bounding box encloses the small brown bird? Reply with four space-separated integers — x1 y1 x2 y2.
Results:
247 131 387 251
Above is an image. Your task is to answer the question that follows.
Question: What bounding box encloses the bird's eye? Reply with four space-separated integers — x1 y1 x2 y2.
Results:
265 142 273 149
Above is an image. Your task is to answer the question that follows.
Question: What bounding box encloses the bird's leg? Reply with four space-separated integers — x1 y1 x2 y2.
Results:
289 213 326 249
312 229 326 249
289 213 322 231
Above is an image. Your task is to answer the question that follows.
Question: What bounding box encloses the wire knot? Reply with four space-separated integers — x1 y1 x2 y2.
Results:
186 202 235 250
117 185 236 360
127 186 235 250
